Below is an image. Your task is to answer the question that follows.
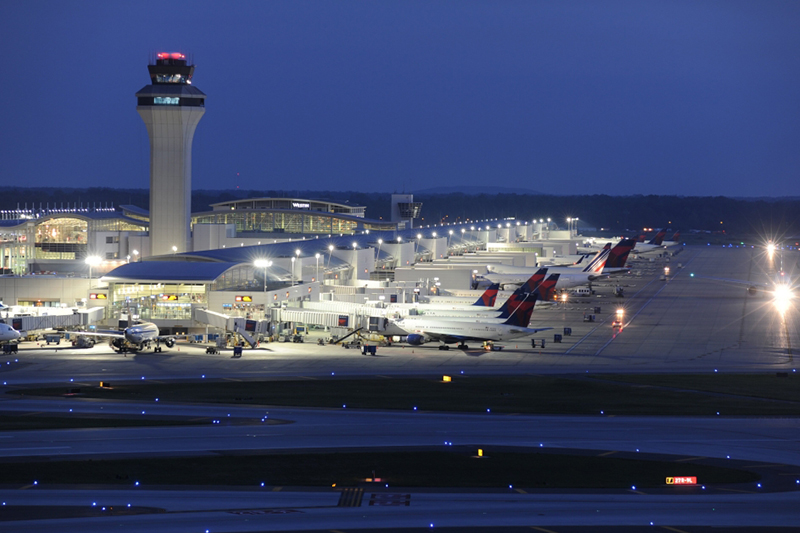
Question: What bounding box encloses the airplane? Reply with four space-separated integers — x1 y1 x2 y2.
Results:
602 238 637 274
631 228 669 254
398 273 559 323
393 273 547 318
0 322 21 343
391 288 552 350
661 231 682 248
76 321 181 353
388 283 501 313
483 247 610 290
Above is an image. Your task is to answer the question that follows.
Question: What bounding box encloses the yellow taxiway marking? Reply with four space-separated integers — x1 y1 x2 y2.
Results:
661 527 692 533
272 486 282 492
629 489 647 495
514 488 527 494
598 450 618 457
530 527 560 533
675 456 705 462
222 377 242 382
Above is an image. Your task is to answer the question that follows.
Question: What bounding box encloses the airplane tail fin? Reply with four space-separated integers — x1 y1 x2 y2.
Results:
534 274 560 301
670 231 680 242
501 274 560 327
501 292 538 328
648 229 668 245
496 268 547 318
605 239 636 268
472 283 500 306
582 247 610 274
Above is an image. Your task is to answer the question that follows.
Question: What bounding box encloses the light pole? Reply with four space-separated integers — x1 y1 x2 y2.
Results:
254 259 272 294
172 245 177 255
377 239 382 268
85 255 101 289
315 253 320 282
291 257 296 286
132 249 139 262
448 230 453 251
294 249 301 285
327 244 334 268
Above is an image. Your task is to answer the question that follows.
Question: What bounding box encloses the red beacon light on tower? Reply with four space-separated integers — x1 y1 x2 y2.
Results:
157 52 185 60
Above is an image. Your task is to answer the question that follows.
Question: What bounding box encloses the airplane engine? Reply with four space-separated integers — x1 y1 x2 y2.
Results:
747 286 759 296
406 334 426 345
164 338 175 348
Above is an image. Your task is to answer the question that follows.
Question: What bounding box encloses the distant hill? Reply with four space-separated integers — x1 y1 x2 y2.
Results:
413 186 543 196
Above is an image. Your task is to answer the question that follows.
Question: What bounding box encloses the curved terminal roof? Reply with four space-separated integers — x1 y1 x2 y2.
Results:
101 261 242 283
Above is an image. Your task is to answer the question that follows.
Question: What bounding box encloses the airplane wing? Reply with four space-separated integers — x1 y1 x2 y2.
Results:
71 330 125 339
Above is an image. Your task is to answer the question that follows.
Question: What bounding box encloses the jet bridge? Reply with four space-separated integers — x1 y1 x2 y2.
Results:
192 308 270 348
1 307 104 335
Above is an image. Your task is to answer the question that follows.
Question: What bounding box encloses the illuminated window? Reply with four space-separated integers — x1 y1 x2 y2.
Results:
154 97 179 105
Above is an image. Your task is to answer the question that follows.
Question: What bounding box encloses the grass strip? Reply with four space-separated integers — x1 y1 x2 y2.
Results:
11 374 800 416
0 414 263 431
0 450 758 488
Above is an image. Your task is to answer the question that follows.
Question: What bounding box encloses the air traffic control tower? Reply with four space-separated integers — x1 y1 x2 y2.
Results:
136 53 205 256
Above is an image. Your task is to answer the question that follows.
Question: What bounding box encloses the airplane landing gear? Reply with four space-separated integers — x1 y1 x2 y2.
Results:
438 345 450 351
458 343 469 350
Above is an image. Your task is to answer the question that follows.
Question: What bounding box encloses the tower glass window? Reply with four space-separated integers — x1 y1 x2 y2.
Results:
153 97 179 105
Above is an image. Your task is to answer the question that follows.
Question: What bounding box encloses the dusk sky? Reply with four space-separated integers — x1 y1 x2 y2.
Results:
3 1 799 196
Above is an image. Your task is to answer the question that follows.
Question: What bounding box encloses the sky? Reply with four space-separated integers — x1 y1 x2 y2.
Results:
2 1 799 196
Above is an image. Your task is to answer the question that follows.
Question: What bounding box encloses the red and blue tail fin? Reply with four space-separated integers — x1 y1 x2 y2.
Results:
501 292 538 328
669 231 680 242
472 283 500 307
582 247 610 274
605 239 636 268
534 274 560 301
648 229 667 245
496 268 546 318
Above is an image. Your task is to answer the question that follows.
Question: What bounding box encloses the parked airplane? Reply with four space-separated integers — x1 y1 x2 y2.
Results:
396 271 548 318
0 323 21 343
398 273 559 323
632 228 669 254
77 321 181 353
391 288 552 350
661 231 682 247
602 239 637 274
484 248 610 290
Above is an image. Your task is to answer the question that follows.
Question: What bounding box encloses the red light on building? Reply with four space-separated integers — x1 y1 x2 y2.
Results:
157 52 185 60
666 476 697 485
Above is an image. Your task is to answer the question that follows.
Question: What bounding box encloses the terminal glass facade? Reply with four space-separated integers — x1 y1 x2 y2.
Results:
35 217 87 259
110 282 206 321
191 212 369 235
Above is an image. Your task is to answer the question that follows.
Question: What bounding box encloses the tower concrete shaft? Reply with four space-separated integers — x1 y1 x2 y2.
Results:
136 53 205 256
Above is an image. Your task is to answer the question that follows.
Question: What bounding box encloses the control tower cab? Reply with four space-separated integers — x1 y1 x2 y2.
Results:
136 53 205 256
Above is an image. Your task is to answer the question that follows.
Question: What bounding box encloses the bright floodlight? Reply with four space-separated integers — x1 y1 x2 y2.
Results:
352 242 358 249
254 259 272 268
773 284 794 314
85 256 102 266
329 244 334 251
295 249 301 256
315 253 320 259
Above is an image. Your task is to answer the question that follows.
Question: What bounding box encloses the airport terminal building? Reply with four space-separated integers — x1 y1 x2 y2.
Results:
0 53 567 337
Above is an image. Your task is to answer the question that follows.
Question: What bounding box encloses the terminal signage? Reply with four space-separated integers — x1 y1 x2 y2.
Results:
291 202 310 209
235 295 253 303
338 315 349 327
666 477 697 485
89 293 107 300
160 294 178 301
